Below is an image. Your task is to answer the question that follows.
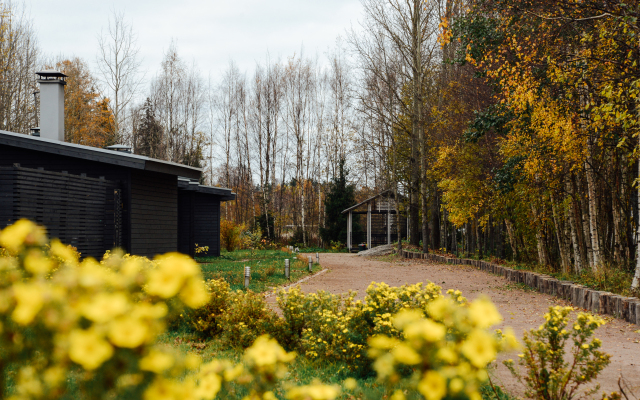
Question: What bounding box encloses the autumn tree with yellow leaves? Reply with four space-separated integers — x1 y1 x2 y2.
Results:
53 58 116 148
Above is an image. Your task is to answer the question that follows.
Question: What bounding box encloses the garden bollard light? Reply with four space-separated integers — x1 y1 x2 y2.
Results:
316 252 319 264
308 256 313 272
285 259 290 279
244 266 250 288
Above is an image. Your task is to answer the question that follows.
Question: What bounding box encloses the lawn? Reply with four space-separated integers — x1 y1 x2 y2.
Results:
196 249 321 292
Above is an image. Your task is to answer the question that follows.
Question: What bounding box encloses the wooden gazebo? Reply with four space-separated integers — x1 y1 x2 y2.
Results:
341 190 407 252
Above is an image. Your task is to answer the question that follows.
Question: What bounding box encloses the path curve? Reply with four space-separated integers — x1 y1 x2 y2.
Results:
271 253 640 397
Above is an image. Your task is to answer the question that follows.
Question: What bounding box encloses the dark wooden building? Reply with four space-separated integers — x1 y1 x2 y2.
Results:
0 129 235 258
178 178 235 257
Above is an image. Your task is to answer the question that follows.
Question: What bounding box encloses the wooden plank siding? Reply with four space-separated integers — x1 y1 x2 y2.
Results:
130 170 178 257
0 166 120 258
178 191 221 257
0 145 132 252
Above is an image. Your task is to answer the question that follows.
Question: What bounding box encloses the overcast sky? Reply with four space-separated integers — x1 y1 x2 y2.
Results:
27 0 363 81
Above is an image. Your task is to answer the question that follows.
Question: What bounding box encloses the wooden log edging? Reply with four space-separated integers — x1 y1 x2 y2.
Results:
398 250 640 326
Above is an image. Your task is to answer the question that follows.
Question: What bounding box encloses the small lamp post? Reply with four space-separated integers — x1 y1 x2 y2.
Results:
285 259 290 279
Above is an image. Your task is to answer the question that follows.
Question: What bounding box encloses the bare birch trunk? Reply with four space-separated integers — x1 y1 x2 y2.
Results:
632 135 640 290
551 194 570 273
585 152 602 269
505 219 518 260
565 176 584 273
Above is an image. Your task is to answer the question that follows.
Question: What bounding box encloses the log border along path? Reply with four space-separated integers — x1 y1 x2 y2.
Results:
401 250 640 326
267 252 640 398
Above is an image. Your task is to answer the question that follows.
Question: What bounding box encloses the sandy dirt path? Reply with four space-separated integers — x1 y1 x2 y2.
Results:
268 253 640 397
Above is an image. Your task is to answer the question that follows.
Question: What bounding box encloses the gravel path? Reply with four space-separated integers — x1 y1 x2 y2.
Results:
268 253 640 398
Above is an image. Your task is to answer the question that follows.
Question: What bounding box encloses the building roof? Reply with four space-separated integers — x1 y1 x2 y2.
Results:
0 130 201 180
341 189 402 214
178 178 236 201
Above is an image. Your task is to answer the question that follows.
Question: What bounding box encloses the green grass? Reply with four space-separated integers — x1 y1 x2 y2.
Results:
196 249 321 292
292 246 348 253
159 330 514 400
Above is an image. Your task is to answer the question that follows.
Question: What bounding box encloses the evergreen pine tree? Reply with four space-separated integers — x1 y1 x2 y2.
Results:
135 98 164 159
320 159 358 245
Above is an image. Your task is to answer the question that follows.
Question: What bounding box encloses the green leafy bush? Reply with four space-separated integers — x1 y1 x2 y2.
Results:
504 306 613 400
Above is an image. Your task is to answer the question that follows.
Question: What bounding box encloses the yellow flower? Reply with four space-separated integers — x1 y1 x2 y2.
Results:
501 327 521 351
369 335 399 350
140 349 174 373
147 253 199 298
50 239 79 264
418 371 447 400
404 319 446 342
185 354 202 370
390 390 406 400
12 283 44 325
461 330 497 368
393 308 423 329
132 302 168 319
391 343 421 365
144 377 180 400
244 335 295 368
23 249 54 275
0 219 46 253
343 378 357 390
449 377 464 393
286 381 341 400
373 353 395 379
437 346 458 364
468 297 502 328
196 373 222 400
108 316 148 348
69 329 114 370
179 277 210 308
81 292 129 323
427 297 451 321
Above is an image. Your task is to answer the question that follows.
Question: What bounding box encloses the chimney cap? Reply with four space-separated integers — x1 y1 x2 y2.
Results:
36 70 67 80
106 144 132 154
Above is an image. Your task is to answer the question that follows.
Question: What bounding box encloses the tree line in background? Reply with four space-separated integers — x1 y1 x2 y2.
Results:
2 0 640 290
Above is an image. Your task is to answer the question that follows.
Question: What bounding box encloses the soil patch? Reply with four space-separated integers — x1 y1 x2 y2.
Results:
267 253 640 397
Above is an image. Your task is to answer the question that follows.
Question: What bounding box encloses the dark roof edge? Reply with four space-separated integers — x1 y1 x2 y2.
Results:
178 179 236 201
0 130 201 179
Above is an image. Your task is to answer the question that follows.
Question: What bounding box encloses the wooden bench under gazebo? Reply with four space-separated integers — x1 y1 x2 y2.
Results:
341 190 408 252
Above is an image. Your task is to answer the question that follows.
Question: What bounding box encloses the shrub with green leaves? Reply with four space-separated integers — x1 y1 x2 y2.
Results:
504 306 612 400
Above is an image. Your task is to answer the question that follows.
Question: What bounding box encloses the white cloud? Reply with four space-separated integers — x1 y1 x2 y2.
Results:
28 0 363 80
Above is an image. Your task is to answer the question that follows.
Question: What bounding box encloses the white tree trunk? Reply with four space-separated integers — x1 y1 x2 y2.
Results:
632 135 640 290
585 155 602 269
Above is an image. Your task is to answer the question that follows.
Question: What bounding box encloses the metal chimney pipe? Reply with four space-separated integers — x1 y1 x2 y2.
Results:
36 70 67 142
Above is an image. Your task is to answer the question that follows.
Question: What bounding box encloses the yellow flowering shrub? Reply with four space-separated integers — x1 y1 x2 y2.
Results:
0 219 210 400
368 298 519 400
504 306 614 400
218 290 285 349
277 283 470 375
170 278 231 337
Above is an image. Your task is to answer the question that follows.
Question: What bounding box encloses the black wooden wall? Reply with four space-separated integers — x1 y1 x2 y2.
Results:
0 145 132 252
0 166 120 258
130 170 177 258
178 191 221 257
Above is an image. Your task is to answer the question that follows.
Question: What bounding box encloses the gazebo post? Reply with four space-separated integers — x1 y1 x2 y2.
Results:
347 211 352 251
387 197 391 244
367 201 372 249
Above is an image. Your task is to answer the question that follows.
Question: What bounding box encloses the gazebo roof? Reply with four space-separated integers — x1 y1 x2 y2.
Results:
341 189 399 214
